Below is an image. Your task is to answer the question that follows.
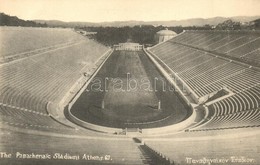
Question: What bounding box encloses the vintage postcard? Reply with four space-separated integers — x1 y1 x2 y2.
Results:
0 0 259 164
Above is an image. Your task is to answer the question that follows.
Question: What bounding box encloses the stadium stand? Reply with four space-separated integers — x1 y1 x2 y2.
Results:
149 30 260 130
0 27 86 61
0 27 110 133
0 130 146 165
142 128 260 165
193 85 260 130
167 30 260 66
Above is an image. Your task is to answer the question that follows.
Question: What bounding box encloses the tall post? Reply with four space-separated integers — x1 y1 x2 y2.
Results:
158 100 161 110
172 74 176 91
102 100 105 109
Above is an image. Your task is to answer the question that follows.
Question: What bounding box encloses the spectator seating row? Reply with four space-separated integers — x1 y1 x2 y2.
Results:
150 42 259 97
149 31 260 130
169 30 260 64
194 85 260 130
0 27 109 133
0 27 85 58
0 130 145 165
143 128 259 165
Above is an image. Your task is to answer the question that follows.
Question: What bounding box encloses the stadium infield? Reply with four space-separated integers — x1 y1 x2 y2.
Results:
70 50 191 129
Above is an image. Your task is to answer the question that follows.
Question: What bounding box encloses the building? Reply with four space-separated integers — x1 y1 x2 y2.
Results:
155 29 177 43
114 42 143 51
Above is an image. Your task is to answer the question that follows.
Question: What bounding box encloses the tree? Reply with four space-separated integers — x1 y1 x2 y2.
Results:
216 19 241 30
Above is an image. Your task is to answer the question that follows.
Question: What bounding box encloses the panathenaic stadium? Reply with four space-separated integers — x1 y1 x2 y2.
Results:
0 26 259 165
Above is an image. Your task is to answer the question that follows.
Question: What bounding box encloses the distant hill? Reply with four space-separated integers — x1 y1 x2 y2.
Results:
0 13 47 27
34 20 97 28
34 16 260 27
250 18 260 29
1 12 259 28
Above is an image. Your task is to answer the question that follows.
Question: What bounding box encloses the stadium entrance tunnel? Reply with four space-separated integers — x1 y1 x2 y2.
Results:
68 50 192 132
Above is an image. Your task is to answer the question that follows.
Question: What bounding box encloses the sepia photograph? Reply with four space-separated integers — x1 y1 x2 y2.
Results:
0 0 259 164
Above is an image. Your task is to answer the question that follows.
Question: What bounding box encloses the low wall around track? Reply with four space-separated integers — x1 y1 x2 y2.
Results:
65 49 198 135
142 108 196 134
46 48 113 129
67 49 113 110
142 48 198 134
66 49 124 134
67 109 122 134
144 48 198 106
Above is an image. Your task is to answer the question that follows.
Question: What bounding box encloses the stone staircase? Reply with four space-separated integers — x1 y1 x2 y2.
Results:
133 138 172 165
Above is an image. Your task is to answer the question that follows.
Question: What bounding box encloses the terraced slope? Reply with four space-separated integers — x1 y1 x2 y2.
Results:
0 27 109 132
149 30 260 130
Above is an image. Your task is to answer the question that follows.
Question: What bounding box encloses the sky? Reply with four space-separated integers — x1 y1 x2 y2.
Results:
0 0 260 22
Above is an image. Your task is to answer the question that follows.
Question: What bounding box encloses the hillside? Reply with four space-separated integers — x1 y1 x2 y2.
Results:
0 13 47 27
251 18 260 29
1 12 258 28
34 16 260 27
